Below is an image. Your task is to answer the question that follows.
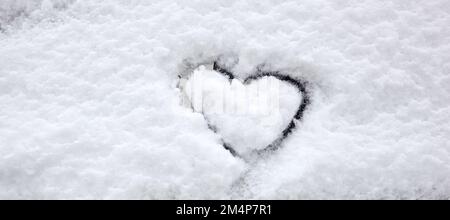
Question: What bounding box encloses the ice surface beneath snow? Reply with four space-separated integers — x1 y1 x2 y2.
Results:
183 65 301 156
0 0 450 199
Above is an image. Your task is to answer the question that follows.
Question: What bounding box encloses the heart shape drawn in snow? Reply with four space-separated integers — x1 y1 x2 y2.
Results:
178 61 310 159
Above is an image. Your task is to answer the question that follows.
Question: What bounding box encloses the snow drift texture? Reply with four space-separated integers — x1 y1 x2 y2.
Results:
0 0 449 199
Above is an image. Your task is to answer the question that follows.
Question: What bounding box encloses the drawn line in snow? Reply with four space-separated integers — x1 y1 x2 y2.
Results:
178 60 311 160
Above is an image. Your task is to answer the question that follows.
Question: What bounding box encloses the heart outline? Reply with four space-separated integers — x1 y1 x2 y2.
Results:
179 61 311 159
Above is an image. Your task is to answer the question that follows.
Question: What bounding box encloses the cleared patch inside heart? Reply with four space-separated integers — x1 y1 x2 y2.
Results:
179 64 305 157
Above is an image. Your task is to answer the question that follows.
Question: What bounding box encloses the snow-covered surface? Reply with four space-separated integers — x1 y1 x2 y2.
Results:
0 0 74 30
0 0 449 199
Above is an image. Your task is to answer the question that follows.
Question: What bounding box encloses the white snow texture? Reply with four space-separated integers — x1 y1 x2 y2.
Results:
0 0 449 199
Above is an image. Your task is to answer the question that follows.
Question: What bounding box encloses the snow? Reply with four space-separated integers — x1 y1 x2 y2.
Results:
0 0 449 199
0 0 74 30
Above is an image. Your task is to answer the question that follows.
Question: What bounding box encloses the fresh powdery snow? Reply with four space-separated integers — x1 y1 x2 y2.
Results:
0 0 449 199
